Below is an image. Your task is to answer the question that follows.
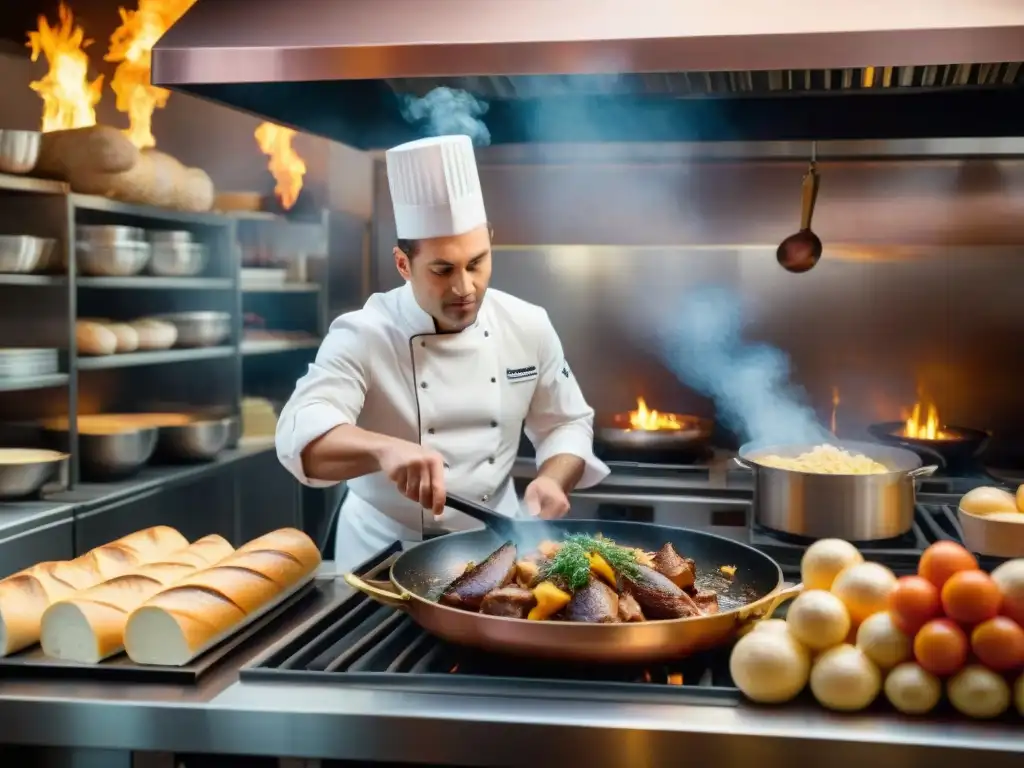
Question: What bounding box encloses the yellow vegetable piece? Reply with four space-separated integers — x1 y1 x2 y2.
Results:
588 553 616 585
720 565 737 578
528 580 571 621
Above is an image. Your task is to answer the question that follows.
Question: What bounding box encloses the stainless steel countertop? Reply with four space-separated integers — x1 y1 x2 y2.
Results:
0 500 75 538
0 567 1021 766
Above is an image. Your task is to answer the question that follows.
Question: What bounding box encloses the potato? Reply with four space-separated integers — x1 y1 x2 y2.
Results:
947 666 1011 719
729 628 810 704
801 539 863 591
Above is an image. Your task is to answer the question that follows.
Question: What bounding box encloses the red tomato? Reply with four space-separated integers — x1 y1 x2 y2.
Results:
918 541 978 590
889 575 941 634
914 619 969 676
970 616 1024 672
941 570 1002 626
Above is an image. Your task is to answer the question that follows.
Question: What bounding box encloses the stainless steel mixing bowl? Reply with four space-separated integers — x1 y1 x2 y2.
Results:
0 449 69 499
157 416 238 461
150 312 231 347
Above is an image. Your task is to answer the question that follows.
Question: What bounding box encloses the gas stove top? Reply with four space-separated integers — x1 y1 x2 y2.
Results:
241 545 739 704
243 486 1007 704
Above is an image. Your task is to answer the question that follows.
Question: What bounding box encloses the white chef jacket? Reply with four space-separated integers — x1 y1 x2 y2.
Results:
276 282 609 569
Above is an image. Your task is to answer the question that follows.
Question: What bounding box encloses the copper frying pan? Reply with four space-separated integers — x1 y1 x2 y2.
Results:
344 498 799 664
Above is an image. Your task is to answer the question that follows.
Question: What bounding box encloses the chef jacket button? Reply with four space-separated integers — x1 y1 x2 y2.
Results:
490 420 497 427
420 381 428 389
488 456 495 464
421 340 426 347
490 377 496 383
444 462 450 469
482 494 490 502
427 428 435 435
484 331 489 338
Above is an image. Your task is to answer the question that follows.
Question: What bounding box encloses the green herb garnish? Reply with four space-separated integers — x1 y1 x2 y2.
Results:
540 534 642 591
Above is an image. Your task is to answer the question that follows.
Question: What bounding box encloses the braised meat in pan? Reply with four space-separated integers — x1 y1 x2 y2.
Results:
438 536 721 622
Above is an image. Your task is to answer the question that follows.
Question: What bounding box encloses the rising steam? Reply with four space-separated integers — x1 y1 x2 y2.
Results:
400 87 491 146
657 286 829 446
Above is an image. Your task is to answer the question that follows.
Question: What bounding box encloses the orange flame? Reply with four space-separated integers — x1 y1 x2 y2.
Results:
254 122 307 210
627 397 683 432
901 400 955 441
105 0 197 149
27 3 104 132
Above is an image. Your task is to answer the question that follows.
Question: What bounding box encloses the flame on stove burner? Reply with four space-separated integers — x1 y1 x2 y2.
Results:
899 400 956 441
628 397 683 432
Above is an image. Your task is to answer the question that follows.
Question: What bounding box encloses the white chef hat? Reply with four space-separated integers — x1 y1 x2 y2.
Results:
386 135 487 240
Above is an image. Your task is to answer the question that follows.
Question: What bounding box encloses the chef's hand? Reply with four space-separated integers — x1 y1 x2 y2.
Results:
376 439 446 516
524 476 571 520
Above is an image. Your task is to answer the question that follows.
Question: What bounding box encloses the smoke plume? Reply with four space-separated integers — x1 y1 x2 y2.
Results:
657 285 829 446
400 87 491 146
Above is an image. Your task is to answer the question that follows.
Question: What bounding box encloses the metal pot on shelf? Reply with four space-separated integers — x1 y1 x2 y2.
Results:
733 440 938 541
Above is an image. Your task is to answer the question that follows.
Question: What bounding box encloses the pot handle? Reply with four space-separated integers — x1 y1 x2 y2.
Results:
343 574 412 610
732 457 756 471
907 465 939 479
736 582 803 635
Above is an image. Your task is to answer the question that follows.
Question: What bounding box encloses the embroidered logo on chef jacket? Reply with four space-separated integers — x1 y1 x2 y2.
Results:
506 365 538 383
561 359 571 379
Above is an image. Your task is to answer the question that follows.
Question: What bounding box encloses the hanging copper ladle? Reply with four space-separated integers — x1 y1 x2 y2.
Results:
776 142 822 274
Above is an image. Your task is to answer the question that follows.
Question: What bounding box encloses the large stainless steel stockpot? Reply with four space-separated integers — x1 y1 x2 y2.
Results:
735 440 937 541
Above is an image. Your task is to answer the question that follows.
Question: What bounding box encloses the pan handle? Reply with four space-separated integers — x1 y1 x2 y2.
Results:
445 492 519 541
343 574 411 609
732 457 756 471
736 582 803 631
907 465 939 479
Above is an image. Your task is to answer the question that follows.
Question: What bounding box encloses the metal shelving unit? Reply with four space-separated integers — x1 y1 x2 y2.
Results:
0 178 244 487
238 209 330 401
0 174 369 557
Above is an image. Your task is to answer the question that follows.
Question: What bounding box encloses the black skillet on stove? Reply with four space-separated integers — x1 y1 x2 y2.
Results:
595 401 714 461
344 493 798 665
868 421 990 473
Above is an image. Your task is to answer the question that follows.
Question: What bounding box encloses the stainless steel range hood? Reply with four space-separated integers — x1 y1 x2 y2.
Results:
153 0 1024 148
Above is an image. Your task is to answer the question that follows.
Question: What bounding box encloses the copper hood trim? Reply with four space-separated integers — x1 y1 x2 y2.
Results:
154 0 1024 86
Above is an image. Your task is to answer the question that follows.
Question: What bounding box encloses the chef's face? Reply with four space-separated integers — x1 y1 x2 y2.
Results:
394 224 492 332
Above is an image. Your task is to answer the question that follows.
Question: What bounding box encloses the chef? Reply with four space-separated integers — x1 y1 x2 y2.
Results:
276 134 609 568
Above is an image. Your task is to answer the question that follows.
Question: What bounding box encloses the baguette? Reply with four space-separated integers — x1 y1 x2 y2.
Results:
124 528 321 666
0 526 188 656
40 535 234 663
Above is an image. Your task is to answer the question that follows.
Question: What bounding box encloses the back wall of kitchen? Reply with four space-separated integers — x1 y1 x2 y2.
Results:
372 142 1024 467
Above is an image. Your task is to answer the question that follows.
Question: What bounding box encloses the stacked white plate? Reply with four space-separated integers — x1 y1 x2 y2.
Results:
0 348 59 378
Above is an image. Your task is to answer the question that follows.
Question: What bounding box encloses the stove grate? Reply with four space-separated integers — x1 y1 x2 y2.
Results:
241 546 740 705
752 502 1006 579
